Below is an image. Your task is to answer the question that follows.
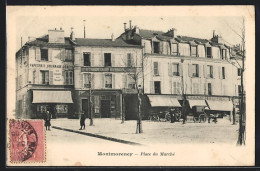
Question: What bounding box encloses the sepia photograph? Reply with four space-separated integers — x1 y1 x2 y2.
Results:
6 6 255 166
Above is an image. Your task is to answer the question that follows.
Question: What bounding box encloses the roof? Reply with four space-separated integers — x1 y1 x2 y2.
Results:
74 37 141 48
138 29 165 39
25 35 75 48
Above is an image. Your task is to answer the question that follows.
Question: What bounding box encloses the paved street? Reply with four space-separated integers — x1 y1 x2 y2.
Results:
49 116 239 146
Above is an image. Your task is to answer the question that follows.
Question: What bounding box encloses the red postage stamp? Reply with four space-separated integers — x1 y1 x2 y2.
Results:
9 119 46 163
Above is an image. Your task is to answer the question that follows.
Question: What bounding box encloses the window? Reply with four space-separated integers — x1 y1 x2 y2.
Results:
65 71 73 85
192 64 199 77
238 68 242 76
83 73 91 88
207 47 212 58
221 49 226 60
128 74 135 89
40 71 49 84
153 62 159 76
55 104 68 113
172 44 178 55
172 63 179 76
83 52 91 66
37 105 48 114
40 49 48 61
105 74 112 88
192 83 200 94
173 81 181 94
208 83 212 95
191 46 197 57
65 49 73 61
104 53 112 67
127 53 133 67
222 67 225 79
153 42 159 53
238 85 242 96
207 65 213 78
154 81 161 94
33 70 36 84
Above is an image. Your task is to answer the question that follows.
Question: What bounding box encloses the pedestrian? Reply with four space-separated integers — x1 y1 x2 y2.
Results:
169 107 175 123
79 113 86 130
44 110 51 131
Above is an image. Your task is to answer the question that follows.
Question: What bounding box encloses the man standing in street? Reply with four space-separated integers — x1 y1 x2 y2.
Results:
79 113 86 130
170 107 175 123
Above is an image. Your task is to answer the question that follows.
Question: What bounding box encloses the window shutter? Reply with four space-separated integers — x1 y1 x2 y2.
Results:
123 74 127 88
218 66 221 79
111 53 115 67
179 63 183 76
198 64 202 78
112 74 115 89
36 48 41 61
188 63 192 77
48 49 52 61
91 53 94 67
169 79 172 94
61 49 65 61
91 74 95 88
203 65 207 78
150 81 154 94
36 69 39 84
159 42 163 54
79 73 83 88
213 66 218 79
100 54 104 67
49 70 53 85
62 71 65 84
100 73 104 88
168 63 172 77
158 62 161 76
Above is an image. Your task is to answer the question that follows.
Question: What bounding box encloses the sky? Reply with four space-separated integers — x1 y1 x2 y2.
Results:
7 6 248 51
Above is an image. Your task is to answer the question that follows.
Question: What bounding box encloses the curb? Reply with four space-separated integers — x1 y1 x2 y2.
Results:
52 126 142 146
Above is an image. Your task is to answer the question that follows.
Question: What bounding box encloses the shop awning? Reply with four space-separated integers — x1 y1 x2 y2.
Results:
206 100 233 111
32 90 73 103
188 100 207 108
147 95 181 107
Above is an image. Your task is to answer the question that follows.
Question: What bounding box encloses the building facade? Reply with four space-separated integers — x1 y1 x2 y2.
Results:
16 28 75 119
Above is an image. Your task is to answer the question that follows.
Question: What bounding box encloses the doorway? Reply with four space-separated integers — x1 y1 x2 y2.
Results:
82 99 89 117
101 100 111 118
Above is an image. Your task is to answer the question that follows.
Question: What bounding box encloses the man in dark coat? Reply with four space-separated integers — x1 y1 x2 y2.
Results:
44 110 51 131
169 107 175 123
79 114 86 130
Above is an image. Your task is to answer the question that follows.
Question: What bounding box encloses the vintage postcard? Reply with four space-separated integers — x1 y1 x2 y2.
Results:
6 6 255 166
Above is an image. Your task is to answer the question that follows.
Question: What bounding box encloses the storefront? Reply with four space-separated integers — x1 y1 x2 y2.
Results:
187 99 208 115
205 100 233 117
32 90 73 118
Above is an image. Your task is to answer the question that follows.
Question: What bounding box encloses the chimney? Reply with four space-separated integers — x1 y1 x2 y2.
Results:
129 20 132 30
48 28 65 43
167 28 176 38
124 23 127 31
70 27 75 41
213 30 215 38
111 33 115 41
135 26 140 34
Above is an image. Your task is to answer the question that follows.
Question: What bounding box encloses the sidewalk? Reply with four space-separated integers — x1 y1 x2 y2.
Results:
51 117 239 145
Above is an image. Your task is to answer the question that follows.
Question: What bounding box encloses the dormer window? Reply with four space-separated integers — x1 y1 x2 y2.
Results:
207 47 212 58
191 46 197 57
153 42 159 54
221 49 226 60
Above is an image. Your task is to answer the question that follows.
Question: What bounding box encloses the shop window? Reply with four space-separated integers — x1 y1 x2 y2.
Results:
84 73 91 88
104 53 111 67
153 42 159 54
154 81 161 94
192 64 199 77
208 83 212 95
128 74 136 89
83 52 91 66
153 62 159 76
37 105 48 114
207 47 212 58
55 104 68 113
222 67 226 79
172 63 179 76
40 49 48 61
105 74 112 88
65 71 73 85
127 53 133 67
191 46 197 57
65 49 73 61
207 65 213 78
40 71 49 84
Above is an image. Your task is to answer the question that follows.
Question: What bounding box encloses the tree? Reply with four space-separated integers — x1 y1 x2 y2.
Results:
225 17 246 145
85 73 94 126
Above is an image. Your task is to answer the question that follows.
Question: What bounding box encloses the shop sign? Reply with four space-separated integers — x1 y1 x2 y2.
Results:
53 69 63 85
122 88 138 94
29 63 73 69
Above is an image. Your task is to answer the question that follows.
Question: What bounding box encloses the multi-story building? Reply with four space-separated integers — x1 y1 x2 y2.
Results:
16 28 75 119
72 35 143 119
120 26 235 117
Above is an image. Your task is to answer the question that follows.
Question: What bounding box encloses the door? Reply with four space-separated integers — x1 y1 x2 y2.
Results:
101 100 111 118
82 99 89 117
